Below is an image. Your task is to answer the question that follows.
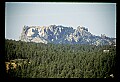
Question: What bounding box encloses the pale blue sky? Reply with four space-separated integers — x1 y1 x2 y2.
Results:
5 2 116 40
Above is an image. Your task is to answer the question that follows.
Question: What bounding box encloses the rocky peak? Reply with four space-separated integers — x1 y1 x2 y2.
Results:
101 34 106 39
20 25 115 45
77 26 88 32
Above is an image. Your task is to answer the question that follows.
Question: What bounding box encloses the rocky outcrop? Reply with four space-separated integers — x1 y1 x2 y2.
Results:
20 25 116 45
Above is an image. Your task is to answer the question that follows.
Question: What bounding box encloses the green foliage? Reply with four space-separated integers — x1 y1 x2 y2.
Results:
5 39 116 78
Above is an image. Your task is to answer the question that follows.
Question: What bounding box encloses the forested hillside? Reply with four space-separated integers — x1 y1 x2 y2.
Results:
5 39 116 78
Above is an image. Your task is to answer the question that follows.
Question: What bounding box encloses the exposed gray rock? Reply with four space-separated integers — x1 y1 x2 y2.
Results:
20 25 116 45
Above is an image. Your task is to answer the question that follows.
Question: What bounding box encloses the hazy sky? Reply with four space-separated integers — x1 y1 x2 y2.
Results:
5 2 116 40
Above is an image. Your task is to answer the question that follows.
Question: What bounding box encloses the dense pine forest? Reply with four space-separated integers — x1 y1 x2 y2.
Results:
5 39 116 78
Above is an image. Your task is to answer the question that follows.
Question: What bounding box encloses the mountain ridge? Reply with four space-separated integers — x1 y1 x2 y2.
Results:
20 25 116 45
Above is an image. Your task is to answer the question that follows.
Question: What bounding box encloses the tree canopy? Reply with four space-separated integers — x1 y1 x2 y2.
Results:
5 39 116 78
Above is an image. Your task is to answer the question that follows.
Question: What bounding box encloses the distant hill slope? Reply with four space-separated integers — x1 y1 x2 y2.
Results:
20 25 116 45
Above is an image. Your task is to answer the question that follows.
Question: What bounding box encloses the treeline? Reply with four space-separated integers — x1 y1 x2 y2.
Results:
5 39 116 78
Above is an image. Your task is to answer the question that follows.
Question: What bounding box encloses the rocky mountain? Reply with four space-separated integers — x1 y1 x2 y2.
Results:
20 25 116 45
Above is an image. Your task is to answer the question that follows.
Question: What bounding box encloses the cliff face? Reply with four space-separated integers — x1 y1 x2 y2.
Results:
20 25 116 45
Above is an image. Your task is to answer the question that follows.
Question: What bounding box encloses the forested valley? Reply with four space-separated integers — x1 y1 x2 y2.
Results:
5 39 116 78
